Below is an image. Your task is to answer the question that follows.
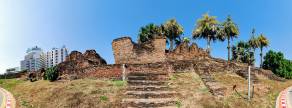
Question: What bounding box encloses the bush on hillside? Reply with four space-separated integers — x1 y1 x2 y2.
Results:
263 50 292 79
44 66 59 82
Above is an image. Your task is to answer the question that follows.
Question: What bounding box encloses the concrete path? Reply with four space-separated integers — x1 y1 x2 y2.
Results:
0 88 15 108
0 90 4 108
288 88 292 108
276 87 292 108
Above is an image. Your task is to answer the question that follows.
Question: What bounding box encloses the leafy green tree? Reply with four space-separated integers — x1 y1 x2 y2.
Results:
163 19 184 51
263 50 292 79
138 23 164 43
263 50 283 72
221 15 239 62
193 13 221 54
45 66 59 82
258 34 269 68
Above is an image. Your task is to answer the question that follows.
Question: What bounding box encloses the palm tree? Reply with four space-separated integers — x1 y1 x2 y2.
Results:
248 28 260 66
258 34 269 68
183 37 191 43
222 15 239 62
163 19 183 51
174 37 182 47
138 23 163 43
193 13 220 54
232 41 254 65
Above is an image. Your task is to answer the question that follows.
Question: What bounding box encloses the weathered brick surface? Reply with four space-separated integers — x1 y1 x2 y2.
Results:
57 50 107 79
166 42 209 61
112 37 208 64
126 63 171 74
80 65 123 79
55 36 283 84
112 37 166 64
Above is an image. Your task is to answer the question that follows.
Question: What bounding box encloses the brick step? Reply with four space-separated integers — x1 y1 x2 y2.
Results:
127 85 169 91
128 80 167 86
125 91 177 98
122 98 177 107
128 72 168 77
127 76 169 81
127 106 177 108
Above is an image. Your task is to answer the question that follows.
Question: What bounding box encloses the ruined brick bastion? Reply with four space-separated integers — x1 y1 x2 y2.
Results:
55 36 282 83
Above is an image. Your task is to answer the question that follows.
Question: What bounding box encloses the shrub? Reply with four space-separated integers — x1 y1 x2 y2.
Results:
44 66 59 82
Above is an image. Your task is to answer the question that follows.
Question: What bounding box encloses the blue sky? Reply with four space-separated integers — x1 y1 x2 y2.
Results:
0 0 292 74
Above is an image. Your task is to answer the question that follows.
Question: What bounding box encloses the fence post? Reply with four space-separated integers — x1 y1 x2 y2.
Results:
248 66 251 101
122 64 126 81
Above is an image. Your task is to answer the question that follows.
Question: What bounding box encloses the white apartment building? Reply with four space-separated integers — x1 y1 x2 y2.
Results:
20 46 46 71
46 46 68 68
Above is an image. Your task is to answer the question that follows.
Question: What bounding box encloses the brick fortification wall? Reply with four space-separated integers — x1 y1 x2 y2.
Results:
112 37 166 64
79 65 123 79
56 36 282 82
166 42 209 61
112 37 209 64
79 63 172 79
57 48 171 80
57 49 283 82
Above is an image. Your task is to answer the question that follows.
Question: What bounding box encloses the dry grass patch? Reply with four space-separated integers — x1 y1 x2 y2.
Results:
0 79 126 108
169 72 225 108
213 72 292 108
169 72 292 108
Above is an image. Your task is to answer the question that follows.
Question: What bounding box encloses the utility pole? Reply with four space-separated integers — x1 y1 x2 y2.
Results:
248 65 251 101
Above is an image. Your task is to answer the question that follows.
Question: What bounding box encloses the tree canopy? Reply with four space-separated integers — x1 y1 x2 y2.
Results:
138 23 163 43
163 19 184 50
193 13 221 53
263 50 292 79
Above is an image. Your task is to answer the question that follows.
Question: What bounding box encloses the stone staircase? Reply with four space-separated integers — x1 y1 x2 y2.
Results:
122 72 178 108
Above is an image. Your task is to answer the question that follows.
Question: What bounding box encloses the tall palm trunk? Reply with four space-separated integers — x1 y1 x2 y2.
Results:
227 36 231 62
252 48 256 66
207 36 211 54
260 46 263 68
170 39 174 51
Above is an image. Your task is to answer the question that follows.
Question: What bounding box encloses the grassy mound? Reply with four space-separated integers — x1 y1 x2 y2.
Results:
0 79 126 108
169 72 292 108
1 71 292 108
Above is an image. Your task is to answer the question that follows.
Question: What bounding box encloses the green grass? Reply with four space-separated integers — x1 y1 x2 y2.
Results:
198 87 209 93
99 95 108 101
0 79 24 91
175 101 182 108
21 100 33 108
170 74 178 80
111 80 126 87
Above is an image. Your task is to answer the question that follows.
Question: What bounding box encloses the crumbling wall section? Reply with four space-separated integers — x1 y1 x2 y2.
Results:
112 37 166 64
57 50 107 78
166 42 209 61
